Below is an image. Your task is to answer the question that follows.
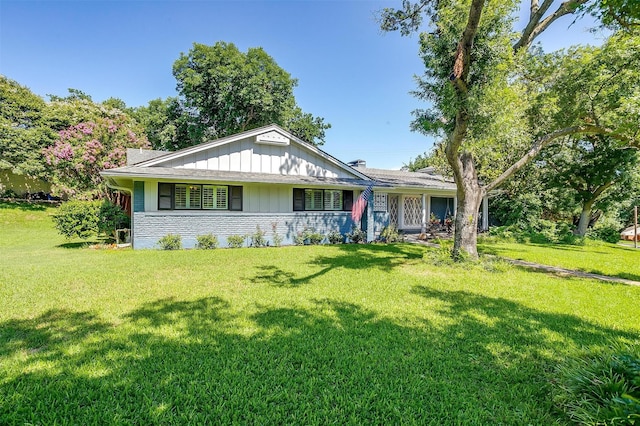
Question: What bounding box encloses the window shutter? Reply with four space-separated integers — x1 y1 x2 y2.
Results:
293 188 305 211
133 182 145 212
158 183 173 210
343 190 354 211
229 186 242 211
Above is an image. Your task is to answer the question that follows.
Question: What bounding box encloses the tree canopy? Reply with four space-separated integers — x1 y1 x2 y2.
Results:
381 0 640 258
0 76 54 178
136 42 331 151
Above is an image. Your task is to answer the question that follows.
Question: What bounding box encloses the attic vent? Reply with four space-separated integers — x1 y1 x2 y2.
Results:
256 131 290 146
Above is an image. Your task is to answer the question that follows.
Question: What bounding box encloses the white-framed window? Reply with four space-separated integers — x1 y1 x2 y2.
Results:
175 184 204 209
159 183 240 211
202 185 228 210
324 190 343 211
304 189 324 210
374 192 388 212
293 188 353 212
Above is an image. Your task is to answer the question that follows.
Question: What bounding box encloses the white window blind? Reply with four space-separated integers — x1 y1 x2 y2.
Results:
324 190 343 211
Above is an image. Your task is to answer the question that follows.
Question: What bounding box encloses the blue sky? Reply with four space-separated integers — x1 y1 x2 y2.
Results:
0 1 606 169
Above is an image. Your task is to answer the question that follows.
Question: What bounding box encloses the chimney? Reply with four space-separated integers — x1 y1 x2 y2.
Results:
348 159 366 168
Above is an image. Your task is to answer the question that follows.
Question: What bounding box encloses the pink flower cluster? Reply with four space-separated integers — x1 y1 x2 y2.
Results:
59 122 97 140
44 141 74 165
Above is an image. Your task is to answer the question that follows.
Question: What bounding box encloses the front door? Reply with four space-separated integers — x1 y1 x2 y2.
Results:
403 196 421 228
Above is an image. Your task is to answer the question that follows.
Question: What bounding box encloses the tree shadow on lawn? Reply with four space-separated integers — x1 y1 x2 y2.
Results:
0 201 48 212
249 243 425 287
56 241 102 249
1 293 637 424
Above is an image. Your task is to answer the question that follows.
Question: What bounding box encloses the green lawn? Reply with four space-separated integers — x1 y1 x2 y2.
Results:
478 238 640 281
1 201 639 424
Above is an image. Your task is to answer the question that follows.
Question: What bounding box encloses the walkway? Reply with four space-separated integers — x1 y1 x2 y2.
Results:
404 235 640 287
499 257 640 287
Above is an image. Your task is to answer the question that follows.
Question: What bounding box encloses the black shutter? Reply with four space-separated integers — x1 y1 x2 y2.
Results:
293 188 305 211
229 186 243 211
158 183 173 210
343 190 354 211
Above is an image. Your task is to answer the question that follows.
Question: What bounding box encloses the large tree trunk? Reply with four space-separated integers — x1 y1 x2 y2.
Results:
575 202 593 237
452 152 485 259
574 181 614 236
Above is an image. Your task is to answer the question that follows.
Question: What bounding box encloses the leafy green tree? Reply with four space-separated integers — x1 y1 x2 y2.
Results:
380 1 640 259
0 76 55 178
132 97 199 151
171 42 330 146
538 135 638 236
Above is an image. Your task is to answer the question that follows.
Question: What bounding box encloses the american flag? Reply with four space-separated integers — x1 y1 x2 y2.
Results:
351 184 373 222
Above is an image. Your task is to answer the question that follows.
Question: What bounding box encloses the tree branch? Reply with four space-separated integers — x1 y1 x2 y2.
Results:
516 0 555 51
484 124 624 192
513 0 589 51
590 180 615 202
530 0 540 15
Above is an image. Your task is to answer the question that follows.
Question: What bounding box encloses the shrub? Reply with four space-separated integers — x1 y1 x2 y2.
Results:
196 233 218 249
487 220 581 245
98 200 130 240
52 199 129 241
227 234 245 248
294 227 324 245
327 230 344 244
589 218 622 244
294 231 306 246
158 233 182 250
307 231 324 245
52 200 101 239
271 222 283 247
250 225 267 247
552 344 640 425
380 225 401 243
347 225 366 244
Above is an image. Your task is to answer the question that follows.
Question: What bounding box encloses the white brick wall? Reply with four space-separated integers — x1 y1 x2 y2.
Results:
133 211 365 249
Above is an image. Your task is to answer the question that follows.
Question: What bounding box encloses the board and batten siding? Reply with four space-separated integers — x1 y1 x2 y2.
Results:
141 180 293 213
156 136 351 178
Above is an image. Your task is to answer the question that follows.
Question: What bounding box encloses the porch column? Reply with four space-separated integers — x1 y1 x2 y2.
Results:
398 195 404 229
482 195 489 231
366 190 374 242
421 193 427 233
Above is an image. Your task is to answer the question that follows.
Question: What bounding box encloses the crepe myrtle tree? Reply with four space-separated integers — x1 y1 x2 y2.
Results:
44 114 149 200
379 0 640 259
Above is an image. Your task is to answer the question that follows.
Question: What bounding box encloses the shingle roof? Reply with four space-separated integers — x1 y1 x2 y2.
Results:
102 166 373 187
126 148 169 165
357 167 456 190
